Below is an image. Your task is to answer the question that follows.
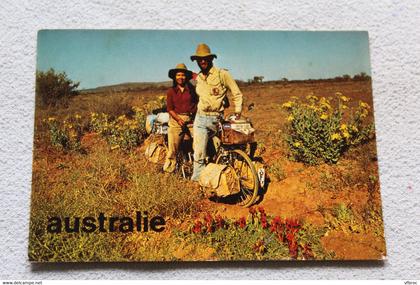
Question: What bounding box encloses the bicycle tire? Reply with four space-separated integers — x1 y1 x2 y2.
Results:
216 148 259 207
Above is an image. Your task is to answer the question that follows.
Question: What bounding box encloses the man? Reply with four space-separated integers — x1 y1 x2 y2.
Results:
190 43 243 181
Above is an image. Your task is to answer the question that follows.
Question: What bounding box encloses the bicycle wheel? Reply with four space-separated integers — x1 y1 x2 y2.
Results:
216 148 259 207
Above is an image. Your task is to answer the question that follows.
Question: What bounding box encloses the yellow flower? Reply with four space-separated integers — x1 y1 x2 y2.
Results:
340 124 348 131
320 114 329 120
293 142 301 147
282 101 293 109
335 92 343 97
287 115 294 122
351 125 358 132
133 106 143 113
342 131 350 139
306 94 318 101
319 97 329 103
331 133 342 141
342 105 348 109
320 103 331 110
75 114 81 119
359 101 370 109
340 96 350 102
319 97 332 110
360 108 369 118
48 117 56 122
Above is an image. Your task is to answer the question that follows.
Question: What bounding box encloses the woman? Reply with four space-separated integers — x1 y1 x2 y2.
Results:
163 63 197 173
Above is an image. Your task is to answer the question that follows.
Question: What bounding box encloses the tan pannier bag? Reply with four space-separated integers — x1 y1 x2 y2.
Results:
198 163 240 197
145 142 166 164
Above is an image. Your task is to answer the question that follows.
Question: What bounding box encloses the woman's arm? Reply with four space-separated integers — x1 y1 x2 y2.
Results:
169 110 185 126
167 88 185 126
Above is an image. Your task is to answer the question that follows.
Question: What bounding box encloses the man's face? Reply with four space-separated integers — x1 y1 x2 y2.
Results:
175 72 186 86
197 56 213 72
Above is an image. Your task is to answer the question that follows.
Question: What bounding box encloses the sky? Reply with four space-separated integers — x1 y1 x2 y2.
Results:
37 30 372 89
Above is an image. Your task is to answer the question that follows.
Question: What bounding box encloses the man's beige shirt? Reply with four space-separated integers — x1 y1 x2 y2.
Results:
195 66 243 114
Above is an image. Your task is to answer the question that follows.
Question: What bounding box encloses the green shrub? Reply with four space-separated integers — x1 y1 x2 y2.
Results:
45 115 83 151
282 93 374 164
36 68 79 107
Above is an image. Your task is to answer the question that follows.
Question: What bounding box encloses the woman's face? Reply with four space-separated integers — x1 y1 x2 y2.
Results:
175 72 186 86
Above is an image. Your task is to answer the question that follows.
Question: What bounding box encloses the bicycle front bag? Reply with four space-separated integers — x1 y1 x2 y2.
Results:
221 121 255 145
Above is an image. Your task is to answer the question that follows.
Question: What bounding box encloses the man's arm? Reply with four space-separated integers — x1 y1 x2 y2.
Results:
221 69 243 114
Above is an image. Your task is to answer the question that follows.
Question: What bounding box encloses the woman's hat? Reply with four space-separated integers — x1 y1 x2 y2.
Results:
190 43 217 61
168 63 193 80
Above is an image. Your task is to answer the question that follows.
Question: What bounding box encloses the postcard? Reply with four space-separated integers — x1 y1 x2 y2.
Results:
29 30 386 261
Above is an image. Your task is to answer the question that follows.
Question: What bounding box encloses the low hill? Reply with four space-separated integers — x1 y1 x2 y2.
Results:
80 81 172 94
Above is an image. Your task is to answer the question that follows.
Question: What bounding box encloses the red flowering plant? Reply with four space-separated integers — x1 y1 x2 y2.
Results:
285 218 301 258
248 206 269 230
204 212 215 233
259 208 269 229
249 207 257 215
253 239 267 255
269 216 285 242
185 208 326 260
215 215 226 230
191 220 204 234
286 231 298 259
300 243 314 260
234 216 247 229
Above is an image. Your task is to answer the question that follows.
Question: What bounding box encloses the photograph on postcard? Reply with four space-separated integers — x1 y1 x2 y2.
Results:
29 30 386 261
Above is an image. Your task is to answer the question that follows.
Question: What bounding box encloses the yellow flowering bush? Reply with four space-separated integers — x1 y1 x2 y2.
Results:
90 107 147 151
282 92 374 164
142 96 166 114
44 115 83 151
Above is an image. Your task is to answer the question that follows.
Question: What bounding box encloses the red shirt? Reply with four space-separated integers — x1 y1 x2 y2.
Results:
166 84 197 114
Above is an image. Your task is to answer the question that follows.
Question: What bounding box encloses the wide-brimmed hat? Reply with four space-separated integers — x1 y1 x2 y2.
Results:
168 63 193 80
190 43 217 61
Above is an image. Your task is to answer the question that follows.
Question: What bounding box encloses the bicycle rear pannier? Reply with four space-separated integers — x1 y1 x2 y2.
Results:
144 134 167 164
198 163 241 197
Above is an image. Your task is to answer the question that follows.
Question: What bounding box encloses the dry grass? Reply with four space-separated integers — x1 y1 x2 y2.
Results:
29 135 201 261
29 80 385 261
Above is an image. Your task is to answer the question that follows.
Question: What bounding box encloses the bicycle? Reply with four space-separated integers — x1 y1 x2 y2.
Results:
149 113 264 207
